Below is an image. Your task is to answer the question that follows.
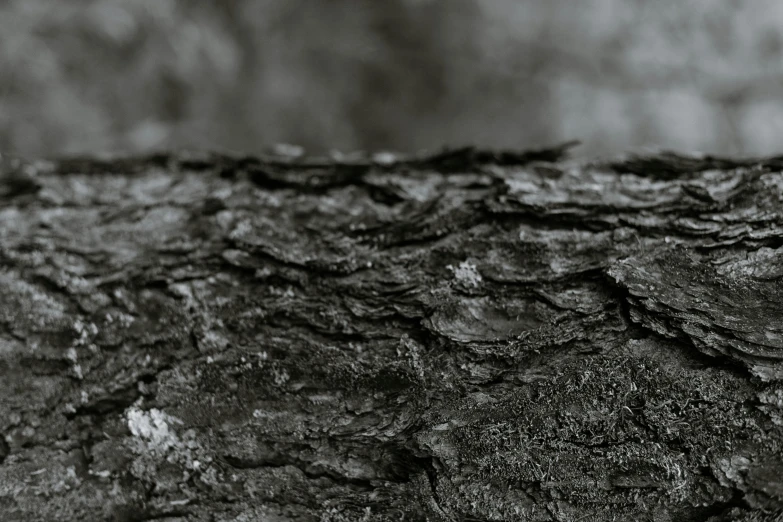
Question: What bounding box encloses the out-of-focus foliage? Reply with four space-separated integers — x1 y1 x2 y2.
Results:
2 0 783 157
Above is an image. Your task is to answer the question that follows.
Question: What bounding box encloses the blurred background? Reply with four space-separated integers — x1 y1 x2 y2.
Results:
2 0 783 159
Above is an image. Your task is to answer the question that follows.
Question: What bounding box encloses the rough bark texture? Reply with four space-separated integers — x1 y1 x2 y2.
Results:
2 144 783 521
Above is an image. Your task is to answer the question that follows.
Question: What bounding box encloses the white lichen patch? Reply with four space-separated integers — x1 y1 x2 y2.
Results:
72 319 98 346
447 261 482 287
125 405 216 487
126 407 182 453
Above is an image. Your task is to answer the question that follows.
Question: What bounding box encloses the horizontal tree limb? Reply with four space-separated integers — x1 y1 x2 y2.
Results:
1 145 782 521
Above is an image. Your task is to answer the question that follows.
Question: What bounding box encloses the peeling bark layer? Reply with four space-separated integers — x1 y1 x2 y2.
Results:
1 145 783 521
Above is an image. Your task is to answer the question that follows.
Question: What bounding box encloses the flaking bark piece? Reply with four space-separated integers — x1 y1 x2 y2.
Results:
608 247 783 380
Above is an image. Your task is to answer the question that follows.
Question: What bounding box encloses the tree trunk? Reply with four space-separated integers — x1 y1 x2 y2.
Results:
1 144 783 521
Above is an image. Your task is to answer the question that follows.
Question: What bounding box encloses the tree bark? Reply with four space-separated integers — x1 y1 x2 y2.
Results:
1 144 783 521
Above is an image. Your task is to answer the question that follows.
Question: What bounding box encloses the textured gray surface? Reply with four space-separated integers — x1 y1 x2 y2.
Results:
1 146 782 520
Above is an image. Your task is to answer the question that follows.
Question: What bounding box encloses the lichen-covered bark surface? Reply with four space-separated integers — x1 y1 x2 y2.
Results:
1 145 783 521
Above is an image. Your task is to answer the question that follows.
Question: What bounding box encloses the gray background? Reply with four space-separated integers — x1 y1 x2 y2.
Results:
2 0 782 158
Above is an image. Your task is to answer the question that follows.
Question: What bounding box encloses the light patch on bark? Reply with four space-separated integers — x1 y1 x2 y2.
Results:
126 407 182 453
447 260 482 287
